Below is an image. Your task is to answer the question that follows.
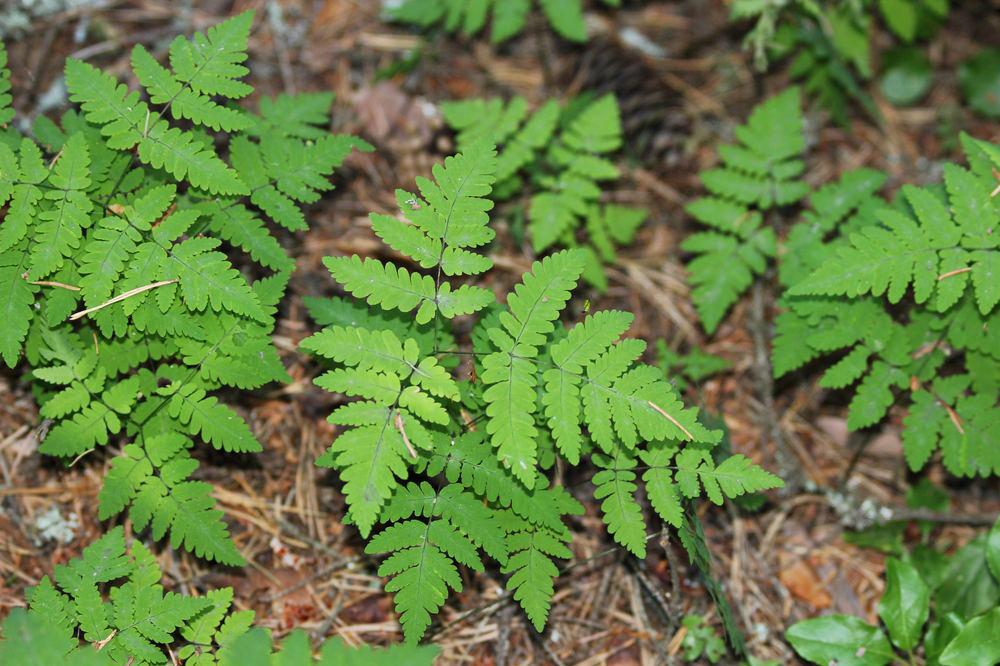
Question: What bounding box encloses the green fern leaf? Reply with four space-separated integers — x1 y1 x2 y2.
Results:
500 489 579 631
561 94 621 154
593 458 648 557
0 42 12 127
255 91 335 138
695 454 783 504
168 11 253 99
367 519 473 642
131 44 250 132
0 264 35 367
166 384 261 453
64 59 247 195
483 249 585 485
320 424 410 538
848 361 908 430
199 201 294 272
167 481 245 565
640 443 684 527
161 238 267 321
29 133 93 279
325 255 437 323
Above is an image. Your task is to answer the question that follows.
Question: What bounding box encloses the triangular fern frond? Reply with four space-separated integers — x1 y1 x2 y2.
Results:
593 451 648 557
366 519 475 642
499 486 582 632
684 87 807 333
167 11 254 99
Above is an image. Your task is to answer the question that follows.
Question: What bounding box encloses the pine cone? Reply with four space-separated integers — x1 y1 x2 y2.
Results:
573 35 690 168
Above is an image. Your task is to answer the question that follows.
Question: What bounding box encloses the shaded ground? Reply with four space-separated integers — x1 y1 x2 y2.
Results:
1 1 999 664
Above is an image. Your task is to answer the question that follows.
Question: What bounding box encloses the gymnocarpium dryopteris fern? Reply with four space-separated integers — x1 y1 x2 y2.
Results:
0 14 370 565
386 0 620 44
775 134 1000 477
0 527 439 666
684 86 808 333
301 139 782 642
442 93 648 290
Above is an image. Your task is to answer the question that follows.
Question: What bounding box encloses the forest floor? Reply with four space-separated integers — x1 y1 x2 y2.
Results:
2 1 999 664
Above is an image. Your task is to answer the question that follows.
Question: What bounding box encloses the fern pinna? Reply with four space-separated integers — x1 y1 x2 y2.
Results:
442 93 648 290
301 139 781 641
775 134 1000 477
684 87 808 333
0 15 370 565
0 527 439 666
386 0 620 44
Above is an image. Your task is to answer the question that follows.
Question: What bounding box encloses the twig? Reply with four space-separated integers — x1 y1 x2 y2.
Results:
395 411 418 459
647 401 695 440
495 603 514 666
69 280 177 320
937 266 972 280
528 630 567 666
628 563 673 665
750 279 804 493
22 275 81 291
658 529 684 630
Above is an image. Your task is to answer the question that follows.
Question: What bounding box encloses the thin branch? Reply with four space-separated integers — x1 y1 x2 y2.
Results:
395 410 418 459
69 280 177 321
937 266 972 280
646 400 694 440
22 275 81 291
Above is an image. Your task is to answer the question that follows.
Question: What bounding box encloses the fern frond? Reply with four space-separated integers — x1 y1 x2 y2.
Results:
39 378 138 457
0 42 12 128
904 385 1000 476
683 228 776 334
0 264 35 367
483 249 585 485
160 237 267 321
131 44 251 132
791 162 999 315
499 486 581 631
254 91 335 138
325 255 437 323
167 11 253 99
64 59 247 195
29 133 93 279
561 93 622 155
593 453 648 557
198 201 294 272
367 519 475 642
165 384 261 453
684 88 806 333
